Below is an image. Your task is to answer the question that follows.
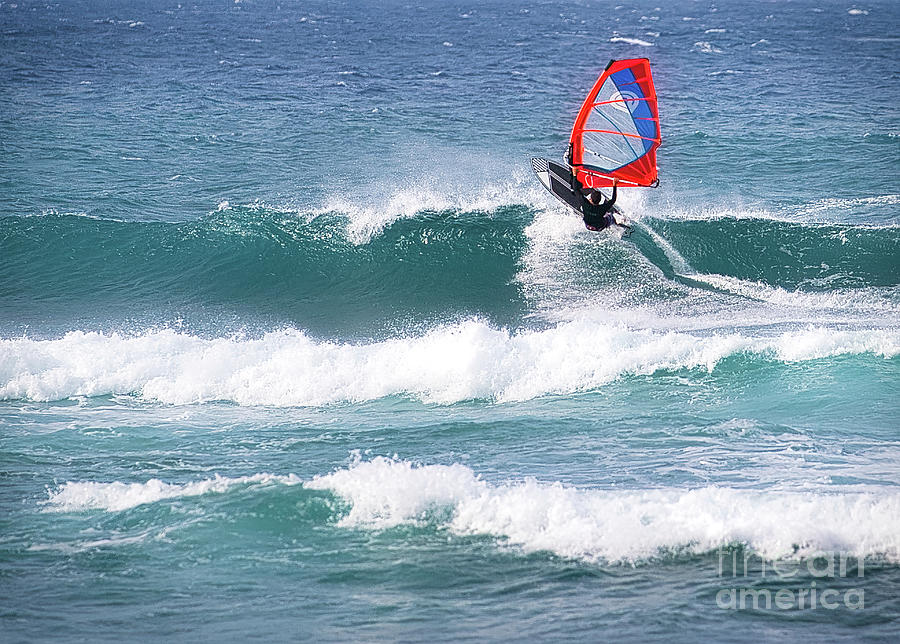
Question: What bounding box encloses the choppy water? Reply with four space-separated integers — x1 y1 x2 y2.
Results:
2 0 899 641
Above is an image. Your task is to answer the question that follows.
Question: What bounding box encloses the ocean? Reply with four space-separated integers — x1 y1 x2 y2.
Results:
1 0 899 640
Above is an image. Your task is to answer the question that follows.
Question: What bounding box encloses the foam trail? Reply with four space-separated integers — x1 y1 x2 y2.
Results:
307 457 900 563
636 219 695 275
628 219 899 314
685 275 900 315
2 324 897 405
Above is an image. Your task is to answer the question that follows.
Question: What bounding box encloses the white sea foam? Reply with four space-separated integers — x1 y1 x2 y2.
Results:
306 457 900 563
2 322 896 405
609 36 654 47
791 194 900 222
213 188 897 253
517 195 899 329
44 473 302 512
693 41 723 54
47 458 900 563
641 194 900 225
220 172 896 250
28 531 155 553
206 180 548 246
315 177 548 244
29 208 126 222
643 204 777 222
517 192 668 316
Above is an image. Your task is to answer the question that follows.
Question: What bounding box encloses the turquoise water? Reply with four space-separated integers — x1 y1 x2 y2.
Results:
2 0 899 641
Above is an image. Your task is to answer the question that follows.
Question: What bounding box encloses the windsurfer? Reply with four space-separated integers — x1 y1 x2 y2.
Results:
570 172 622 231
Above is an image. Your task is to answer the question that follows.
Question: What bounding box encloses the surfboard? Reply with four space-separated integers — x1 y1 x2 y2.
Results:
531 156 622 217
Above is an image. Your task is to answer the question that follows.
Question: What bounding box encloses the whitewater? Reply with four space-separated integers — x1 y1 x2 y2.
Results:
2 322 898 405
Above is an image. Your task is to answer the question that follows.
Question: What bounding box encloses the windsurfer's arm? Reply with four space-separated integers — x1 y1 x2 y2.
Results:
609 179 618 204
570 169 582 193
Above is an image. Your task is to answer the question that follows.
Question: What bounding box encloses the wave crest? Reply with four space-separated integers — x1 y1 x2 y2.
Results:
3 322 897 405
307 456 900 563
46 458 900 564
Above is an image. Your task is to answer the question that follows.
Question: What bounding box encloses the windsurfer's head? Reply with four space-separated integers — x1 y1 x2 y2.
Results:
587 189 604 204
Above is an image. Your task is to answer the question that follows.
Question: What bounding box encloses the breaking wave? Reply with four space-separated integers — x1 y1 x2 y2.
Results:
3 322 897 405
45 457 900 564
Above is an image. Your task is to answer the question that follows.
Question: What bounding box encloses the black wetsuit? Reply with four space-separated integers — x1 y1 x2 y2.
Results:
571 174 617 230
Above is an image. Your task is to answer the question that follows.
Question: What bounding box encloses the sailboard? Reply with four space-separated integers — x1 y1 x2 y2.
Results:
568 58 660 189
531 156 622 216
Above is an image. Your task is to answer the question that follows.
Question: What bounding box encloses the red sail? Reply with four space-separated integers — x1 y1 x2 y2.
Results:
570 58 660 189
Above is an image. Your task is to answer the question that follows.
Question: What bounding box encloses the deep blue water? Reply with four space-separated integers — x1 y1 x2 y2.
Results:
2 0 899 641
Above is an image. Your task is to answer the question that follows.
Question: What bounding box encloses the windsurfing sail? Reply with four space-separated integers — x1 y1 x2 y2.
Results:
569 58 660 189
